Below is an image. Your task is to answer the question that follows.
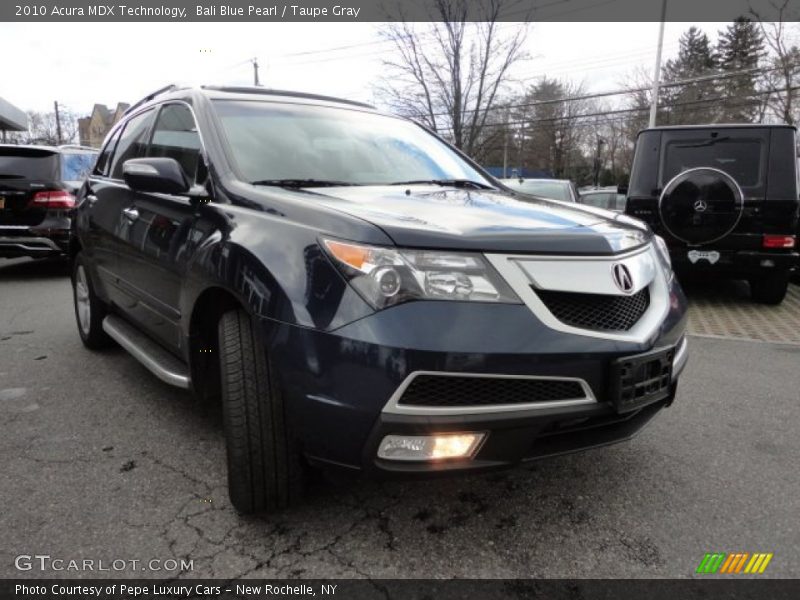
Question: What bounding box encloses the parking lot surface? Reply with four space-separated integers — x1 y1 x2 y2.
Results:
1 258 798 579
685 280 800 345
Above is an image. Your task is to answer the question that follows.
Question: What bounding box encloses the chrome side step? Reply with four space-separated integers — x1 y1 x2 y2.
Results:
102 314 190 389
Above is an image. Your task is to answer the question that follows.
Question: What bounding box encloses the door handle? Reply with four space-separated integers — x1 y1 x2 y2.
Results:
122 207 139 222
86 194 98 205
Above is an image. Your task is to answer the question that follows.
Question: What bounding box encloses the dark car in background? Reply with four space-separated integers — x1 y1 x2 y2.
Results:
70 85 688 514
625 125 799 304
0 144 97 259
501 178 580 202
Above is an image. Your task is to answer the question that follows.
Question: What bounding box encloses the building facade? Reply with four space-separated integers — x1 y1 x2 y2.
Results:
78 102 129 148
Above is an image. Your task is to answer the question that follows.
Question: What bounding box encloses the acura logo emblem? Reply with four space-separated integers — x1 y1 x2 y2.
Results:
612 263 634 294
694 199 708 212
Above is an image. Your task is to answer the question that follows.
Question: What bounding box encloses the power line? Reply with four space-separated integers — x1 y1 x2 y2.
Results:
422 65 778 120
432 85 800 132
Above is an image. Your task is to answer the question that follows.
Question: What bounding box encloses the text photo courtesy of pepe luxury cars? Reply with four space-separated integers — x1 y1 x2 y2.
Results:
1 1 800 586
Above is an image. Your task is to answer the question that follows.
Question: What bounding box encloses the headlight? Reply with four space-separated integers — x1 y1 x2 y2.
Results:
654 235 674 279
322 238 520 309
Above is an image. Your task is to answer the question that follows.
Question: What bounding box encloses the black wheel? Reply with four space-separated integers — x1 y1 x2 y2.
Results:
749 271 789 305
72 252 113 349
218 308 303 514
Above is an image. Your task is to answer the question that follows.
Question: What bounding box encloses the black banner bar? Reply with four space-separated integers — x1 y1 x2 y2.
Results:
2 0 799 23
2 579 800 600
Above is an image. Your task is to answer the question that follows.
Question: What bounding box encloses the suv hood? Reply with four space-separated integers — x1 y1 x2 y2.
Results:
308 185 650 254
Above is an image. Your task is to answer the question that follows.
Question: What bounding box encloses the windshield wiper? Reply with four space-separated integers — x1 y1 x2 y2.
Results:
388 179 495 190
677 136 731 148
251 179 363 188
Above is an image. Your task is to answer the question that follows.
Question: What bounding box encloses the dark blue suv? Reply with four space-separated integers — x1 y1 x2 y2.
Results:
70 85 688 513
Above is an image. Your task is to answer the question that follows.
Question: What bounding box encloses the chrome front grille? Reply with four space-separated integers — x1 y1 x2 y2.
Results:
485 245 669 343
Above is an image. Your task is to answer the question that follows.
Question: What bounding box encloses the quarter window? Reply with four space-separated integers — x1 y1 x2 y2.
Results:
93 127 122 176
109 109 155 180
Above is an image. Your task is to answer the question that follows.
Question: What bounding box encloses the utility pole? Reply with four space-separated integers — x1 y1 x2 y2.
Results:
54 100 63 145
502 106 509 178
649 0 668 128
252 58 260 86
593 136 606 188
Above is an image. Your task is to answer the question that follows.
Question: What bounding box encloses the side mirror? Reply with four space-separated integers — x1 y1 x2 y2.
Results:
123 158 189 195
617 183 629 195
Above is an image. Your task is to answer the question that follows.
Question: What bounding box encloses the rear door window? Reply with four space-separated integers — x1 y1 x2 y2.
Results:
661 133 767 189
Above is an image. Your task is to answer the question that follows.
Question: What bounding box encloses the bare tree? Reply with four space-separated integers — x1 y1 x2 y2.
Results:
8 108 79 145
376 0 529 161
751 1 800 124
517 78 594 180
595 101 632 185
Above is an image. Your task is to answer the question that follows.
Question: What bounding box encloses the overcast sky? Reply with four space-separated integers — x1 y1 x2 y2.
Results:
1 21 730 117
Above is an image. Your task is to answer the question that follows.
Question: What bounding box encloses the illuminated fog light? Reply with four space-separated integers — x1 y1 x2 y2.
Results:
377 433 485 461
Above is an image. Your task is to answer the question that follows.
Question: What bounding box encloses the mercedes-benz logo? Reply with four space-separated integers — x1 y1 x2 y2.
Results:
693 199 708 212
611 263 634 294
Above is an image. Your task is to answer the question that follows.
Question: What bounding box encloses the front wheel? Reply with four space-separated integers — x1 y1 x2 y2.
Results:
218 308 303 514
749 270 789 305
72 253 113 349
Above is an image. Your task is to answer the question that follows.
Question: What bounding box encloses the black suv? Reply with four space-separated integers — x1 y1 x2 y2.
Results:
625 125 799 304
70 85 688 513
0 144 97 259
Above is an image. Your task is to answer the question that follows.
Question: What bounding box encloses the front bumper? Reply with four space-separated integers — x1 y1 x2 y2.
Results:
264 275 688 477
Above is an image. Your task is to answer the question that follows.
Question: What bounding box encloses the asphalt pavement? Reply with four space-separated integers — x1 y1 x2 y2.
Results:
1 257 798 579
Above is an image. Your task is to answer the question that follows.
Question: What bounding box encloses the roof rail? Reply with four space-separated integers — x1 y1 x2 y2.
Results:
123 84 184 116
201 85 375 110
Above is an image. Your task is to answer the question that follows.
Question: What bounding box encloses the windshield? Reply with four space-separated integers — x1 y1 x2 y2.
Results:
213 100 491 186
61 152 97 182
515 181 570 201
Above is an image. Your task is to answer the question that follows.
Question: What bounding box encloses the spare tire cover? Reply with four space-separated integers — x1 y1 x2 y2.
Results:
658 167 744 245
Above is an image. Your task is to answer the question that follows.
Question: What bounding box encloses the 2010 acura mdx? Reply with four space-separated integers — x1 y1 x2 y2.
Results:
70 85 688 513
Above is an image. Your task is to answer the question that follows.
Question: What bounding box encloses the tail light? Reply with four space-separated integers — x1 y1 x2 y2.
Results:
762 234 796 249
31 190 76 209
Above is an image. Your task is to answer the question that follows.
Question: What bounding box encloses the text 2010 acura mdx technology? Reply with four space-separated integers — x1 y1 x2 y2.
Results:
71 86 688 513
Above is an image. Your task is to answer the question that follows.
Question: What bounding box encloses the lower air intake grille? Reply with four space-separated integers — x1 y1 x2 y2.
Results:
397 375 586 407
535 287 650 332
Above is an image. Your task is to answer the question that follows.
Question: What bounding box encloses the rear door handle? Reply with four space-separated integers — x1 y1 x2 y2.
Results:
122 207 139 222
86 194 98 205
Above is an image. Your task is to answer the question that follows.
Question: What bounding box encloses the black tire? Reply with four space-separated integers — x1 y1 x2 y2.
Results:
72 252 113 349
749 270 789 305
218 308 303 514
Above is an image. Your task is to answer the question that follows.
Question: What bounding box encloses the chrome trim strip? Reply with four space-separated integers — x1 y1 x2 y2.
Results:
485 243 670 344
102 315 190 389
0 236 61 251
382 371 596 416
672 337 688 380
